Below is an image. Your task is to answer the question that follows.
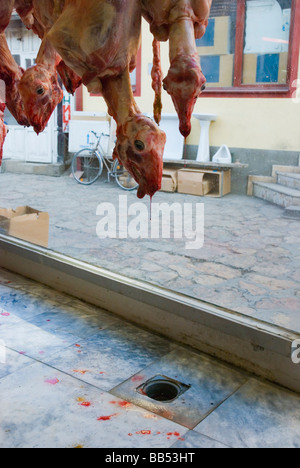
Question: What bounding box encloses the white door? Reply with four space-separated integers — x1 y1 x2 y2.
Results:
4 110 56 164
3 27 57 164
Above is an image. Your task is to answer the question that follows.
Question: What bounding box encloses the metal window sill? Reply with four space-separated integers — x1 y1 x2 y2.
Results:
0 234 299 394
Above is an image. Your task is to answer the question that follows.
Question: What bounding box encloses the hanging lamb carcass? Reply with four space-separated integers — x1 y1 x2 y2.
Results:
35 0 166 199
16 0 82 134
0 0 82 158
0 0 29 160
0 0 30 128
142 0 212 137
0 100 7 165
1 0 212 198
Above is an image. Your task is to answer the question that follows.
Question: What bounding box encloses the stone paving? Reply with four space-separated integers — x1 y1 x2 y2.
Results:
0 171 299 333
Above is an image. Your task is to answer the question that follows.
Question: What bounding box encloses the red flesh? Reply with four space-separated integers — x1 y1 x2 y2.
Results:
0 101 7 165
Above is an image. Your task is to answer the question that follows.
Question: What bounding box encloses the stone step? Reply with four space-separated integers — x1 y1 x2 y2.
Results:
271 165 300 178
283 205 300 220
1 160 65 177
253 181 300 208
277 172 300 191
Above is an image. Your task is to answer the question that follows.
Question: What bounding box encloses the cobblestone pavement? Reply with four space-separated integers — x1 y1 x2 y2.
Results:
0 171 299 333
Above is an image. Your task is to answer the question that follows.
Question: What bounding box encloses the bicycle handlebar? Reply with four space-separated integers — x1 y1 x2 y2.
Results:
90 131 110 139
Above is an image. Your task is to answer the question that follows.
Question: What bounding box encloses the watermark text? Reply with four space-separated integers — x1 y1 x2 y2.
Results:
96 195 205 250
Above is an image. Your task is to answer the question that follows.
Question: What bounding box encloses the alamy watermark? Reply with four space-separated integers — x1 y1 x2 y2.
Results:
291 339 300 364
96 195 205 250
0 339 6 364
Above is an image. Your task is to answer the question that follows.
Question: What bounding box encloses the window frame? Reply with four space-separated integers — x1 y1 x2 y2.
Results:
202 0 300 98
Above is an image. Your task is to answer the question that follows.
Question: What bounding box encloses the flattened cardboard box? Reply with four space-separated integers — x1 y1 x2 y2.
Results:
0 206 49 248
178 169 231 197
160 169 178 193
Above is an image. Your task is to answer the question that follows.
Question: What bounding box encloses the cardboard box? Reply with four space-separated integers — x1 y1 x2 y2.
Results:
178 169 231 197
0 206 49 247
160 169 178 193
178 170 214 196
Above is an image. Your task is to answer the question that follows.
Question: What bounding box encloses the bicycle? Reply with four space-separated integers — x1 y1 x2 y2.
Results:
71 130 139 191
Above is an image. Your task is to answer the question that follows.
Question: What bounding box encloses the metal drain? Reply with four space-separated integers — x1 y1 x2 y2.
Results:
137 375 191 403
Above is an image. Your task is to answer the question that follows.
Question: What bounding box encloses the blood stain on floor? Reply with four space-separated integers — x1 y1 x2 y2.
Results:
97 413 118 421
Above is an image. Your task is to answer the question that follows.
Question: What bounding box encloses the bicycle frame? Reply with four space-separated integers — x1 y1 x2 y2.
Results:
72 130 138 191
90 131 108 155
91 131 117 182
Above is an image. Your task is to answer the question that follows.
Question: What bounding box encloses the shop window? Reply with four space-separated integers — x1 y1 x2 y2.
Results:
199 0 299 96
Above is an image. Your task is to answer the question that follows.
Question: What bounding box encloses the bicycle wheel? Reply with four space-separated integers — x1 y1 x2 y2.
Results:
71 148 103 185
113 160 139 191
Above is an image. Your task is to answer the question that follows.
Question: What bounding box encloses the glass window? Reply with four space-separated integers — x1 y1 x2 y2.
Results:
199 0 295 94
197 1 237 88
242 0 291 85
1 0 300 391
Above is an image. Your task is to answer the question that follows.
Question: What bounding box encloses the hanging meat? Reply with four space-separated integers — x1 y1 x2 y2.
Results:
1 0 213 197
0 1 12 160
0 0 14 31
142 0 212 137
14 0 35 29
0 0 30 127
151 39 163 125
42 0 166 199
0 99 8 165
18 38 64 134
17 0 82 134
19 41 82 134
0 0 30 159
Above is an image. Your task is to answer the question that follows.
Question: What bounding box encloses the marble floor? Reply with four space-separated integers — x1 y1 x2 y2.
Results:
0 267 299 449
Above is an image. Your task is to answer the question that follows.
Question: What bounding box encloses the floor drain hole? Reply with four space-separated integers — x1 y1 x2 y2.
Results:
137 375 190 403
145 380 180 402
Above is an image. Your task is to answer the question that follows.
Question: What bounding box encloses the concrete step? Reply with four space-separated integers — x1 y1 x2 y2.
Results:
277 172 300 191
283 205 300 220
1 160 65 177
253 181 300 208
272 165 300 178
